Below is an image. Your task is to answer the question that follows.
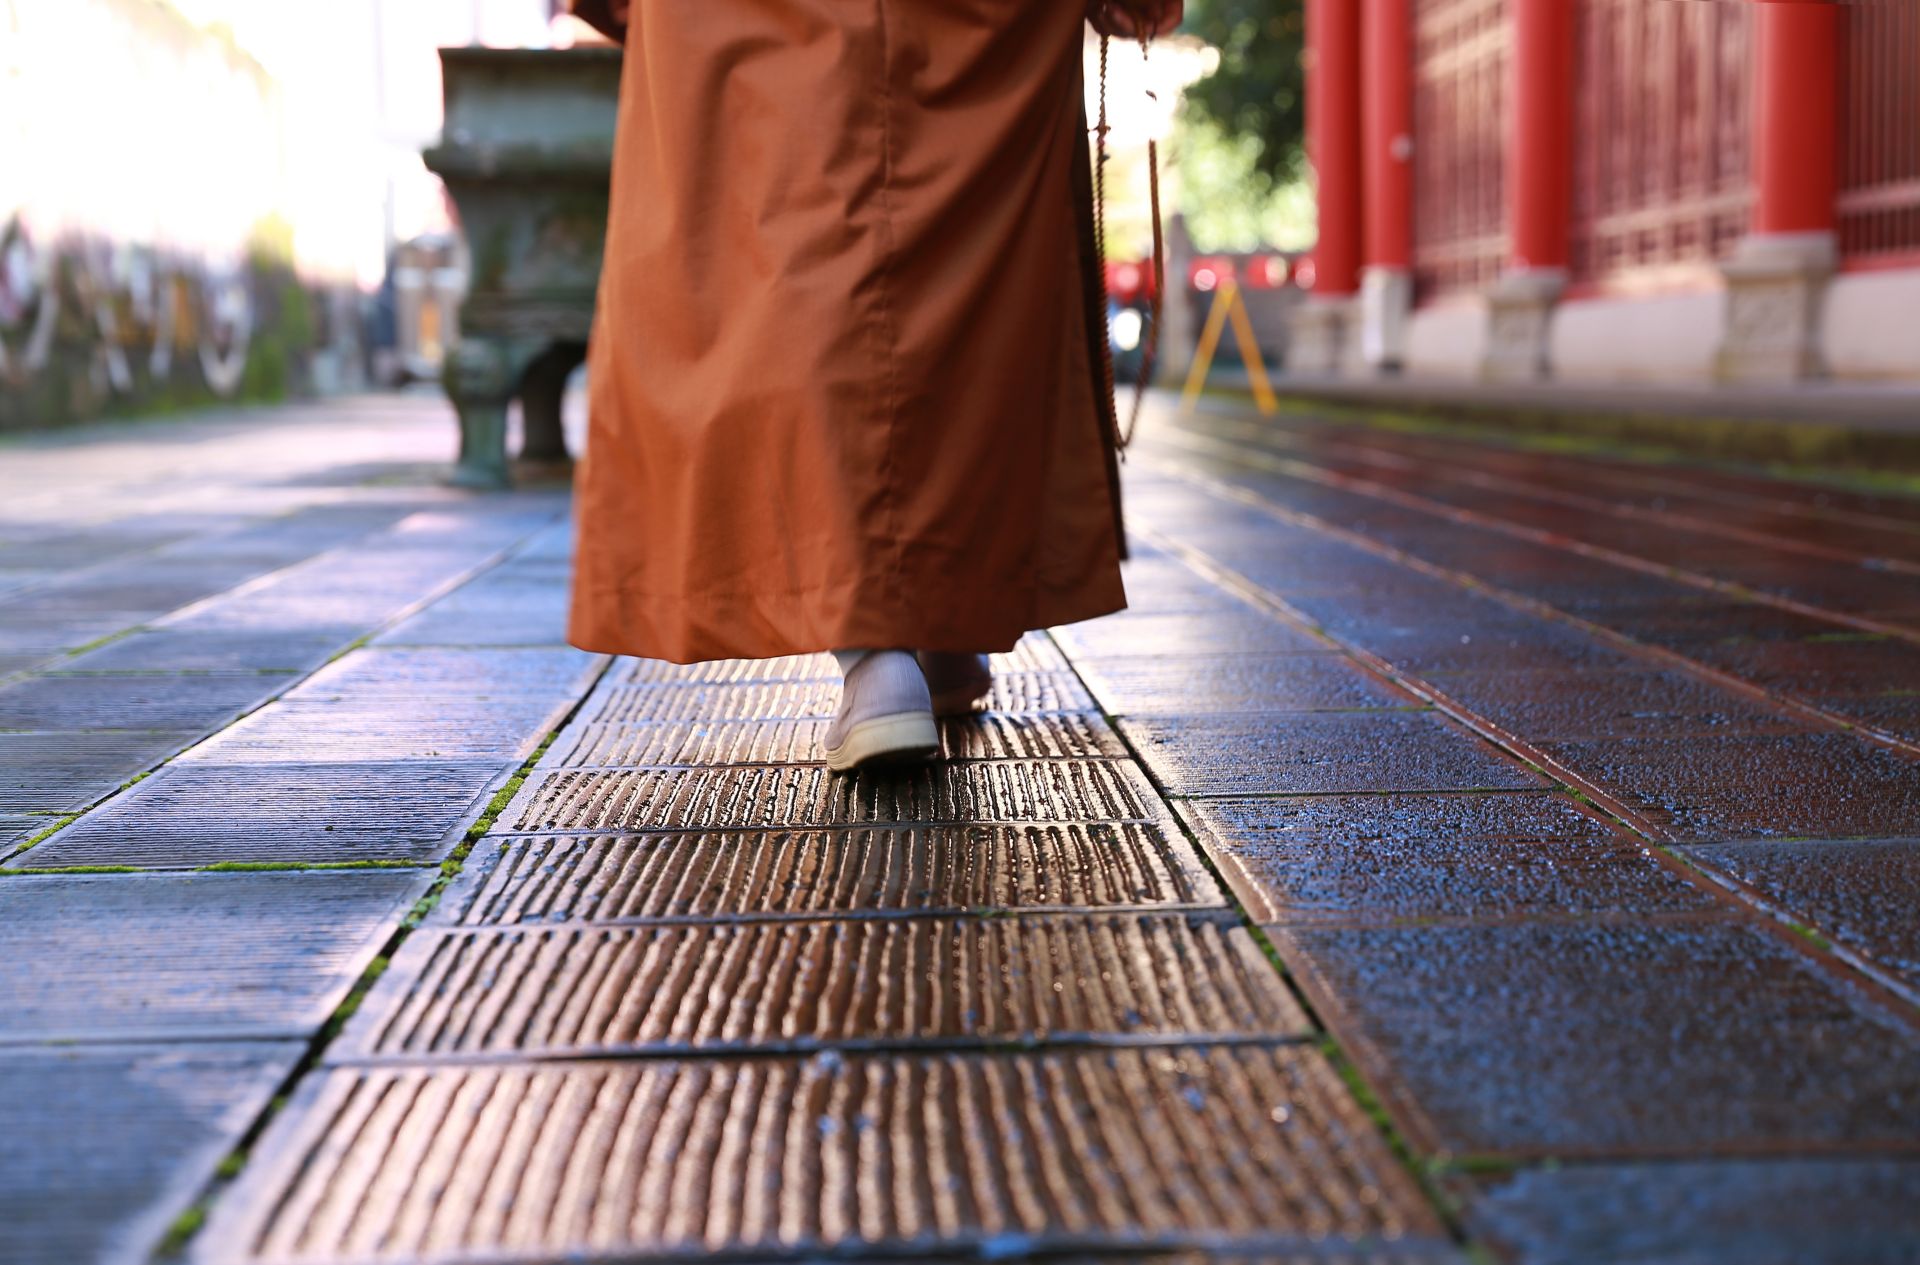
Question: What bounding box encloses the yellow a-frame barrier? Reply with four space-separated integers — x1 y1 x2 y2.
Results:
1179 277 1279 416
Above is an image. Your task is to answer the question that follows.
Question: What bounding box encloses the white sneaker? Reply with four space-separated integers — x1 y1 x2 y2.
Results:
824 650 939 773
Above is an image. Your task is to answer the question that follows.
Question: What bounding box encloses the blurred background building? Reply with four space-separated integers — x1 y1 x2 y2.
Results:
0 0 558 429
1292 0 1920 386
15 2 1897 436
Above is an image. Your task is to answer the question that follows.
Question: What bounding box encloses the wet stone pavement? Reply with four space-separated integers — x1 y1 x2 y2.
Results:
1 393 1917 1264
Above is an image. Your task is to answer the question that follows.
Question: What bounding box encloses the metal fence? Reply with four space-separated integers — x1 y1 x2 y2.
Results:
1568 0 1753 288
1411 0 1510 300
1838 0 1920 268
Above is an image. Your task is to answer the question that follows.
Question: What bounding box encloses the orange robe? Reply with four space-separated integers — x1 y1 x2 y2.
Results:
568 2 1127 663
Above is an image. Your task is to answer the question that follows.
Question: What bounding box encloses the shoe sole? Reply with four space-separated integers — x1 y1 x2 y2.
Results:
824 711 940 773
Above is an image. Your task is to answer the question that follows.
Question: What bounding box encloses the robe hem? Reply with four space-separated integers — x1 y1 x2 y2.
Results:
567 575 1128 665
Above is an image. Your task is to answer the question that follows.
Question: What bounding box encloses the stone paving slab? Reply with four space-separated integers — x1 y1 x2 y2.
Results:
1121 712 1549 797
11 760 509 868
1 1042 300 1265
1075 653 1420 716
545 710 1130 767
199 1047 1446 1264
1702 634 1920 700
178 696 575 764
1286 586 1636 675
0 813 40 848
61 628 353 674
1420 667 1811 740
1104 554 1255 614
1052 609 1327 658
581 672 1098 723
333 914 1307 1060
288 646 604 699
1269 917 1920 1158
1180 794 1715 926
496 760 1167 834
21 557 287 614
1817 690 1920 736
1680 838 1920 987
1152 435 1920 748
1536 733 1920 842
435 825 1224 926
0 651 54 677
0 728 200 814
0 870 430 1041
0 609 159 658
1466 1159 1920 1265
0 670 293 731
370 599 569 648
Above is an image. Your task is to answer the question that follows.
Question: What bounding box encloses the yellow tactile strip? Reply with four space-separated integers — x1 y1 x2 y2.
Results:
495 760 1166 834
204 1047 1445 1263
433 825 1225 926
546 710 1129 767
333 914 1309 1060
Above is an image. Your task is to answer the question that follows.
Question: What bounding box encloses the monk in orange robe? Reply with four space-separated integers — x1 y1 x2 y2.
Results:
568 1 1181 768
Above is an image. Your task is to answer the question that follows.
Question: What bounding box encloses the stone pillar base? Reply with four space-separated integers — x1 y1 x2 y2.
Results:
1717 231 1837 385
1481 268 1566 383
1359 267 1413 374
1287 298 1356 377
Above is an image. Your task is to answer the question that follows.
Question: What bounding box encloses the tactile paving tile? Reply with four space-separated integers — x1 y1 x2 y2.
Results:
1467 1158 1920 1265
582 672 1096 724
0 1042 300 1265
0 729 199 813
1270 917 1920 1157
437 825 1222 925
546 711 1128 767
12 761 507 869
606 653 837 685
336 914 1308 1059
0 671 291 731
498 760 1164 834
0 870 430 1041
201 1046 1444 1263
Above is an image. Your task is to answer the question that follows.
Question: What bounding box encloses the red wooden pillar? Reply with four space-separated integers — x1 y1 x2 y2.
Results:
1753 0 1839 236
1719 0 1842 382
1507 0 1576 274
1361 0 1414 273
1481 0 1576 379
1307 0 1364 297
1358 0 1414 369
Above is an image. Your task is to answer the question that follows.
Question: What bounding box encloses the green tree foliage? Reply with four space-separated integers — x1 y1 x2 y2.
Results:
1180 0 1307 185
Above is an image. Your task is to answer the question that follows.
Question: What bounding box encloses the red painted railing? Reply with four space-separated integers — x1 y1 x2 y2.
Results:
1411 0 1509 300
1568 0 1752 288
1838 0 1920 268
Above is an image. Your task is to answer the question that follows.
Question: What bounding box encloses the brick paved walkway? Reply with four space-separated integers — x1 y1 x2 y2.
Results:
2 393 1917 1264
